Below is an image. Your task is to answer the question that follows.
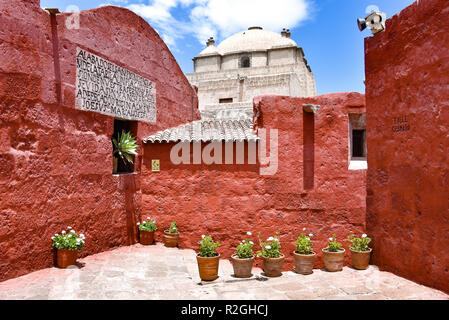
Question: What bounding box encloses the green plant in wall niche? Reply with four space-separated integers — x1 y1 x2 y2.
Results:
113 130 139 164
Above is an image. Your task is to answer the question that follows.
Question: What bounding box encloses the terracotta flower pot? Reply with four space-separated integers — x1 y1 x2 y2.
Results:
231 255 254 278
350 248 372 270
163 230 179 247
196 254 220 281
322 248 346 272
293 251 316 275
262 254 284 277
56 249 78 269
139 230 155 245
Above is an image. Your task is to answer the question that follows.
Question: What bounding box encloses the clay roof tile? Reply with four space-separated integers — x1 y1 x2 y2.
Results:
142 119 259 144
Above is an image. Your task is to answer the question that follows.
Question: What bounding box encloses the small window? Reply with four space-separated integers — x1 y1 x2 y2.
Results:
112 119 138 174
219 98 233 104
240 56 250 68
352 130 366 158
349 113 367 161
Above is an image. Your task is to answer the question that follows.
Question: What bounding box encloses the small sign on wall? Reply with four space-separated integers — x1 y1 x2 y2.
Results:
392 114 413 133
152 160 160 172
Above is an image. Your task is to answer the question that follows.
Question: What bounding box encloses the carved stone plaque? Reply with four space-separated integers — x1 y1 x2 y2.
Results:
75 48 156 123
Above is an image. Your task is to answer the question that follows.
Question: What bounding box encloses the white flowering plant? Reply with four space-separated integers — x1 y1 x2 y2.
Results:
235 232 254 259
51 227 85 250
137 217 157 232
347 233 371 252
326 233 343 252
198 235 220 257
296 228 314 255
257 232 282 258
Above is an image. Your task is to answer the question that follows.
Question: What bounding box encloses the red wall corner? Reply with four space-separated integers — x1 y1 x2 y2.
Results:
365 0 449 294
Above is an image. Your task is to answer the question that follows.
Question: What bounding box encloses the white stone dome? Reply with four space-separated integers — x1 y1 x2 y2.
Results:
214 27 298 56
198 44 220 57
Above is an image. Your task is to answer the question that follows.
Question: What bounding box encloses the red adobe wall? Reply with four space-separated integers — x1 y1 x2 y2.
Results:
365 0 449 293
0 0 199 282
142 93 366 270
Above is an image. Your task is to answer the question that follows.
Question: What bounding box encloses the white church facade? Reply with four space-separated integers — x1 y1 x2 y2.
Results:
186 27 317 120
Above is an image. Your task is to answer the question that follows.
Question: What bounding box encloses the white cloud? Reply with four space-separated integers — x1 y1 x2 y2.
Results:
127 1 189 51
192 0 310 38
100 0 131 5
162 34 176 47
127 2 174 23
125 0 311 50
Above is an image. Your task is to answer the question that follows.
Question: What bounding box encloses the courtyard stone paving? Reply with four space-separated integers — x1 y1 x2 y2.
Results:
0 243 447 300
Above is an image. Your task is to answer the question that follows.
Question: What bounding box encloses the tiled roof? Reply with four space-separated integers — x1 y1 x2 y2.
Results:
142 119 259 143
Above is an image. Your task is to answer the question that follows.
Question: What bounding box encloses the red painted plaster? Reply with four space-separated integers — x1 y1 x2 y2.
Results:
0 0 366 282
142 93 366 271
0 1 199 281
365 0 449 293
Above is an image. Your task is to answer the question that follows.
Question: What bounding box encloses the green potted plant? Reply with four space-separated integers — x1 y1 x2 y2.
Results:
137 217 157 245
257 232 284 277
231 232 255 278
347 233 372 270
112 130 139 173
293 228 316 275
196 235 220 281
163 222 179 248
51 227 85 268
322 233 345 272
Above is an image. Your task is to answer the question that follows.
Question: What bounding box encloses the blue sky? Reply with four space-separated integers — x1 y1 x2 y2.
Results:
40 0 416 94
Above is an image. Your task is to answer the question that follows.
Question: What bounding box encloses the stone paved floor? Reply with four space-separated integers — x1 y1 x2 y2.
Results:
0 243 447 300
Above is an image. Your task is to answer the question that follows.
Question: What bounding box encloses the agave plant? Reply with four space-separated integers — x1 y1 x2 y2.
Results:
112 130 139 164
